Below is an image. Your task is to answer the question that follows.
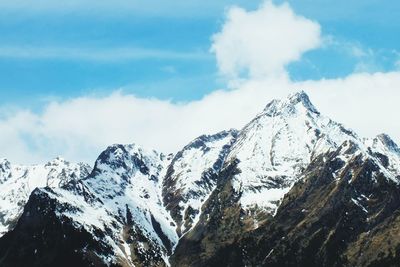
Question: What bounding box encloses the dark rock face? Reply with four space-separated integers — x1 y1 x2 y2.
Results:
171 161 245 267
169 141 400 267
242 148 400 267
0 190 167 267
0 189 111 267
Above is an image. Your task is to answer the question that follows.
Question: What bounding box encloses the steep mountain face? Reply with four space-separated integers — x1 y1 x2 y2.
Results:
366 134 400 179
240 139 400 267
171 92 400 266
163 130 237 236
0 157 91 236
0 91 400 267
0 144 178 267
226 92 358 215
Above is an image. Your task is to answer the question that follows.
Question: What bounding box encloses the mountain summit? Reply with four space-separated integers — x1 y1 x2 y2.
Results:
0 92 399 267
263 90 319 116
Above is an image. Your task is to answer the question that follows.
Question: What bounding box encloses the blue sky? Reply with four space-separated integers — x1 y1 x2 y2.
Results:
0 1 254 109
1 0 400 164
0 0 399 108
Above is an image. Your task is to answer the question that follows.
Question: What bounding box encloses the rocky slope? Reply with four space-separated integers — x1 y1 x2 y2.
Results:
163 130 238 236
0 91 400 267
239 138 400 267
0 157 91 236
0 145 179 267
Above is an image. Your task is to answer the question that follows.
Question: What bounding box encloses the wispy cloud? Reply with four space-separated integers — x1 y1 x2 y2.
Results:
396 60 400 70
0 45 210 62
323 36 400 73
0 0 254 18
394 51 400 70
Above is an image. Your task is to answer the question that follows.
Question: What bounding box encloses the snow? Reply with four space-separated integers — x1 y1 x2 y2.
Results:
240 187 291 212
223 91 400 217
174 136 228 190
351 198 368 213
228 91 359 214
225 92 400 216
264 249 274 261
166 130 237 233
0 158 91 236
38 144 179 265
364 134 400 182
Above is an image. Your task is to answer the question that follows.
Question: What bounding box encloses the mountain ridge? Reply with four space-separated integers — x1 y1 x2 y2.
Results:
0 91 399 267
0 157 92 236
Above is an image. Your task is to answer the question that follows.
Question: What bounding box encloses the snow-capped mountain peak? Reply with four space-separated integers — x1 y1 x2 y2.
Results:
263 90 319 117
372 133 400 154
91 144 163 185
363 133 400 180
226 92 359 214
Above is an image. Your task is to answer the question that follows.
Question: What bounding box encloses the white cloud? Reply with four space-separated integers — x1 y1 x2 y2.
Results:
211 1 321 79
0 90 273 164
298 72 400 140
1 1 399 165
2 72 400 165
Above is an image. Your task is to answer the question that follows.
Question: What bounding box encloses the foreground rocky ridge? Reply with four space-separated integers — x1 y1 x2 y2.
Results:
0 157 91 236
0 91 399 267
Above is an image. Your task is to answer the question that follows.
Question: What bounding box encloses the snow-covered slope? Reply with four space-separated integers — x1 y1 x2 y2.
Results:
233 137 400 267
225 91 361 213
364 133 400 179
30 144 179 266
163 130 237 235
0 157 91 236
219 91 400 217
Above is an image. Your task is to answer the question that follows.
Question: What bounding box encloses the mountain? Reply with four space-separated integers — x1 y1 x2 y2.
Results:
0 157 91 236
171 92 400 267
0 145 179 267
239 138 400 267
163 130 238 236
0 91 400 267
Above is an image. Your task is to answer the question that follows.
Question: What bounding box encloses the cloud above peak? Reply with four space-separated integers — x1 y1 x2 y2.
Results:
3 70 400 165
211 1 321 79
